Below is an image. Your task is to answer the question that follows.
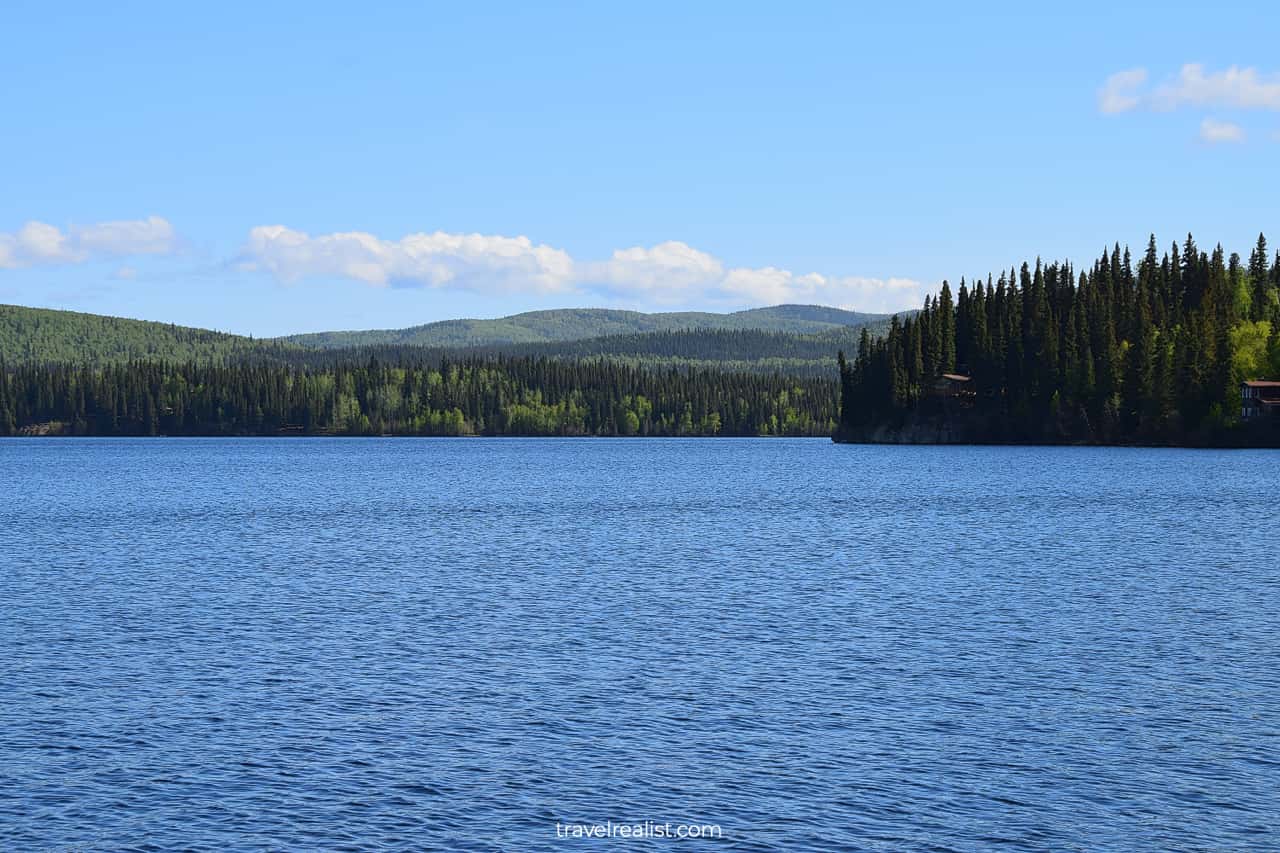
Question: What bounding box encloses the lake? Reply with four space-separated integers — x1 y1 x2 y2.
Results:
2 438 1277 851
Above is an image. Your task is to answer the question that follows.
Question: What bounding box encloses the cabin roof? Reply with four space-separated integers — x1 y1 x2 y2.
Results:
1242 380 1280 388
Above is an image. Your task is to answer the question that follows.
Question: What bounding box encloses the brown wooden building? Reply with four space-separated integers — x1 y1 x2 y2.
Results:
1240 381 1280 420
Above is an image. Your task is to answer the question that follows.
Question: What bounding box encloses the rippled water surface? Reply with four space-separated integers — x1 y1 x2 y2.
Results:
2 438 1278 851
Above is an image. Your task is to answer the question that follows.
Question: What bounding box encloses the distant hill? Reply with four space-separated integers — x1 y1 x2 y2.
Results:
0 302 898 372
279 304 890 349
0 304 299 365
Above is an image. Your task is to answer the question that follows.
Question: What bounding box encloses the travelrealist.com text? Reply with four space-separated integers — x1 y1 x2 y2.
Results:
555 820 723 840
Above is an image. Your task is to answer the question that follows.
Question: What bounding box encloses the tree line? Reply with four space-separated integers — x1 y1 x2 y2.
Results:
0 356 836 437
838 233 1280 444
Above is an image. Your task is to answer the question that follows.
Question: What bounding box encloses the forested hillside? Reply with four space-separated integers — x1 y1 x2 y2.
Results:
837 233 1280 445
0 304 298 365
296 322 896 378
280 304 887 348
0 357 835 437
454 323 894 364
0 302 888 370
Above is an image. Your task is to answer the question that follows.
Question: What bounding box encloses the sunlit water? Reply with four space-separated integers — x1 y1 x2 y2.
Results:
2 438 1278 851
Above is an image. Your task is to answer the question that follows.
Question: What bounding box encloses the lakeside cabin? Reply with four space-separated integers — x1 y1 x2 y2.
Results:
930 373 976 413
1240 381 1280 420
933 373 974 398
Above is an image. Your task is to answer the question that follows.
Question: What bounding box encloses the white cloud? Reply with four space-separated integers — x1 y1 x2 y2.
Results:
1101 64 1280 115
1199 117 1245 144
75 217 177 256
241 226 926 312
1098 68 1148 115
584 241 724 298
242 225 576 293
1152 64 1280 111
722 268 929 313
0 216 178 269
721 266 809 304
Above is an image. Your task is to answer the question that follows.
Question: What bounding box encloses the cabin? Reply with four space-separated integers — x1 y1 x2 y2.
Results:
929 374 975 412
1240 381 1280 420
933 374 974 397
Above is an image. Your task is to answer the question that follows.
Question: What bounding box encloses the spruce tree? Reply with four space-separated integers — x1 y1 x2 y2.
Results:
938 280 956 374
1249 233 1271 320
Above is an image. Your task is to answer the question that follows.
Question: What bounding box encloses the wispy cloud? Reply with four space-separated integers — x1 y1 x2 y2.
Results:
1100 64 1280 143
0 216 178 270
1098 68 1149 115
1100 63 1280 115
240 226 928 312
1199 118 1245 144
1151 64 1280 112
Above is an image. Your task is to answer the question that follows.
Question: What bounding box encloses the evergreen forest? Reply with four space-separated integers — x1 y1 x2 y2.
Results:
0 357 835 437
837 234 1280 445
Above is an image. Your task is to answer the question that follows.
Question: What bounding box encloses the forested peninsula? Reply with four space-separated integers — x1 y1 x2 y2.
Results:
836 234 1280 446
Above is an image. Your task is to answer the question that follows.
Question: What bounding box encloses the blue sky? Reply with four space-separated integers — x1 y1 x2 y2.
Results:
1 1 1277 336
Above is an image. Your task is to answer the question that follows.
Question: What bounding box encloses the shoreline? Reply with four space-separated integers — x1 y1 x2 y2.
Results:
831 434 1280 450
2 431 829 440
4 431 1277 448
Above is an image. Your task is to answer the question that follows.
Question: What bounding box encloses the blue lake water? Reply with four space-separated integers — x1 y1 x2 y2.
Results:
2 438 1278 851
